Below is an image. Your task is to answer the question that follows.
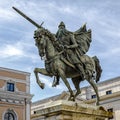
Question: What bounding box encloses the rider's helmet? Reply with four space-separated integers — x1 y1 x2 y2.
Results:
58 21 65 28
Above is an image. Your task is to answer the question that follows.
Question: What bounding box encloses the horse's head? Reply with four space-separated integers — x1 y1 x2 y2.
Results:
34 27 57 60
34 28 46 58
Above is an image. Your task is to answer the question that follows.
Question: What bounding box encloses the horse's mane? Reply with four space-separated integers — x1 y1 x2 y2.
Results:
40 28 60 52
41 28 56 42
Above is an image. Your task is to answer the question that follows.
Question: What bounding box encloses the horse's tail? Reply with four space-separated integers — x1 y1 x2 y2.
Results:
92 56 102 83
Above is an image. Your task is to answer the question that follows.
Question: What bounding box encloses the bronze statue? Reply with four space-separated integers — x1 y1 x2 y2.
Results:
13 7 102 105
55 22 85 79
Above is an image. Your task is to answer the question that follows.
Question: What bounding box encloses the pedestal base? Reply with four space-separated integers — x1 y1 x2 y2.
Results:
31 100 112 120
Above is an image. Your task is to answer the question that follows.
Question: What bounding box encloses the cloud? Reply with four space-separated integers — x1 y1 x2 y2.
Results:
0 8 16 21
0 1 22 22
0 44 23 57
98 47 120 60
1 0 120 102
0 31 39 62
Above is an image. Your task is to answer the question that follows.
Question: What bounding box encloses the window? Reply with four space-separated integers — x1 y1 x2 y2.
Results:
106 90 112 95
34 111 36 114
4 109 17 120
107 108 113 119
4 112 15 120
91 94 96 99
7 82 14 92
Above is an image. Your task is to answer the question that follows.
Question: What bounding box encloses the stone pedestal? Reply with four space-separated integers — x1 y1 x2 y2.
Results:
31 100 112 120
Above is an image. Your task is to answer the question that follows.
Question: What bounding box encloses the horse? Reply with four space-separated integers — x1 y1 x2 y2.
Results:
33 27 102 105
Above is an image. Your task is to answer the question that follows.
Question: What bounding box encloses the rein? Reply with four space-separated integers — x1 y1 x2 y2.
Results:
38 29 76 69
45 50 76 69
45 51 64 64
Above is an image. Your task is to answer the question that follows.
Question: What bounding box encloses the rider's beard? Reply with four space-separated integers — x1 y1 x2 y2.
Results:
57 28 69 38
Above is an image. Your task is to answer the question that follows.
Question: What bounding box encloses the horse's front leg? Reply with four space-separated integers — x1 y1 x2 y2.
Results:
34 68 53 89
58 68 75 101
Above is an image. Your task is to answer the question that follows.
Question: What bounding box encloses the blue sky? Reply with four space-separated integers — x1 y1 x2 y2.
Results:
0 0 120 102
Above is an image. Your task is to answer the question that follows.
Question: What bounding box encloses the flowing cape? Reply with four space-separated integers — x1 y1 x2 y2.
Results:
74 24 92 55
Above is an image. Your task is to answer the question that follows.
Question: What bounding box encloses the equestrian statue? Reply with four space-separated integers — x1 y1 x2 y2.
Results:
13 7 102 105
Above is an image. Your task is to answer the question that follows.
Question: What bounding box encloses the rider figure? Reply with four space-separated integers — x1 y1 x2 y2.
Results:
56 21 85 79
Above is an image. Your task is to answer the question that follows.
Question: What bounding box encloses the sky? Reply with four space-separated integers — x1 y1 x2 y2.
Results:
0 0 120 102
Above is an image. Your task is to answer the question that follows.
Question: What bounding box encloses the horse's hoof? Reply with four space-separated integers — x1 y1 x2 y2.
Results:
52 83 56 87
68 97 75 101
37 80 45 89
96 102 99 106
68 97 71 101
40 83 45 89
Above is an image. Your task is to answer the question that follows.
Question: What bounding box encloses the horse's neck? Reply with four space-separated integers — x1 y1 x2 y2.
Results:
46 38 57 59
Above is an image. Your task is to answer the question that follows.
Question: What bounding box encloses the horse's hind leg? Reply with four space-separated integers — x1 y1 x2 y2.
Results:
72 77 81 99
52 75 60 87
87 78 100 105
34 68 52 89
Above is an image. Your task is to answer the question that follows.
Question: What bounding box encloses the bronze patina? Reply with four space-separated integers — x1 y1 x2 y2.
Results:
13 7 102 105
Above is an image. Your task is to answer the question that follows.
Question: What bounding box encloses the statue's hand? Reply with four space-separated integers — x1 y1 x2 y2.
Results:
58 44 64 50
64 45 70 49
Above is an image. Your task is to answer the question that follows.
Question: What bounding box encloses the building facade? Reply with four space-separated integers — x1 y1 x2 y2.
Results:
80 77 120 120
31 77 120 120
0 67 33 120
